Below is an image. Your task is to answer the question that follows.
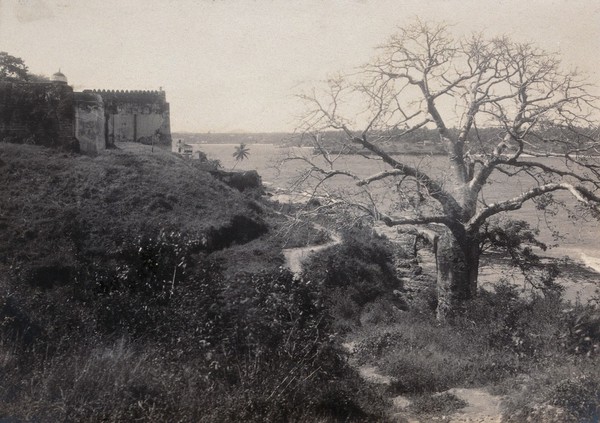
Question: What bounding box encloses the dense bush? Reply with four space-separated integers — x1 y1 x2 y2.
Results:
273 219 331 248
480 218 564 294
560 306 600 355
353 312 521 395
200 269 384 422
0 231 384 421
302 227 405 327
349 274 600 420
502 363 600 423
0 81 75 149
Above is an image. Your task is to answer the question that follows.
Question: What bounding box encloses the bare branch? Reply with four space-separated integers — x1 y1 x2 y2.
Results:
349 134 462 215
380 214 451 227
468 182 600 231
294 17 599 250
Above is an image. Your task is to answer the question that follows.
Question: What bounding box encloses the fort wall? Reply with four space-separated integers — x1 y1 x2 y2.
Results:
73 92 105 154
0 81 172 154
84 89 171 147
0 81 76 150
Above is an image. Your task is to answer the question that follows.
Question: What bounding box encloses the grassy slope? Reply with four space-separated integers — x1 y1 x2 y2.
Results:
0 143 386 422
0 143 266 261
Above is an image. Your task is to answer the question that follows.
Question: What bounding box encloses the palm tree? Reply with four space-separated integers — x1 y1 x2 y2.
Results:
232 143 250 169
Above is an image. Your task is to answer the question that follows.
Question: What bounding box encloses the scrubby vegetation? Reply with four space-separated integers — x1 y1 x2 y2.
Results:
294 223 600 421
342 267 600 421
0 143 386 421
302 227 406 331
1 142 599 421
0 262 387 421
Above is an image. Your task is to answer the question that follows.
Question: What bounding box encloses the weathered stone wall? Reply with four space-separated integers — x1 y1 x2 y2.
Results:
0 81 76 150
0 84 172 154
84 90 171 147
73 92 105 154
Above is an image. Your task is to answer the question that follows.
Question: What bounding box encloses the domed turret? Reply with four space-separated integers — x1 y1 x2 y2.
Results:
51 70 68 84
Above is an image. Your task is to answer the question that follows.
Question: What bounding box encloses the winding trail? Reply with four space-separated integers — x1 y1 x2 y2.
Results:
282 227 342 275
286 226 505 422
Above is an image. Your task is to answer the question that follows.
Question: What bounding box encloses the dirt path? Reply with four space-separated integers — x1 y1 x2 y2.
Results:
342 342 504 422
290 230 506 422
282 228 341 275
442 388 504 423
389 382 504 422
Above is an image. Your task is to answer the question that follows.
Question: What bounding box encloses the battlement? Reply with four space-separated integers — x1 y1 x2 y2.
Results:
85 89 165 95
83 89 167 102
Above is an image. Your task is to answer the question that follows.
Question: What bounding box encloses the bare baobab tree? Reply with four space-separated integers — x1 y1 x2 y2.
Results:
289 19 600 321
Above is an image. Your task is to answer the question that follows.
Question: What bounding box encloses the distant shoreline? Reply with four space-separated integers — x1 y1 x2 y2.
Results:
188 142 596 158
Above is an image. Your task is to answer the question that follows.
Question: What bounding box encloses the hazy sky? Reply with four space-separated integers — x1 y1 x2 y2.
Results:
1 0 599 132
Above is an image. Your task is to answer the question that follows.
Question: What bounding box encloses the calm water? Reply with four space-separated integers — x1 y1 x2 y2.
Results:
196 143 600 266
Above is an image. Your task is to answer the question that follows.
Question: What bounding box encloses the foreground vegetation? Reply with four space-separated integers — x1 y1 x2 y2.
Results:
0 143 599 421
0 143 385 422
302 226 600 422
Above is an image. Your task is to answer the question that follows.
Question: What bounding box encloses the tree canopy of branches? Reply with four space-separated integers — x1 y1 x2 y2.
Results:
0 52 29 81
291 19 600 321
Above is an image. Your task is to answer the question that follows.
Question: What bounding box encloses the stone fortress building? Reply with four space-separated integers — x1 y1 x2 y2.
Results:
0 71 171 154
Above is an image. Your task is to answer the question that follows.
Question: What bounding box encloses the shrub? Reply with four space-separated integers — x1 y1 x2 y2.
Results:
274 220 331 248
302 227 405 324
560 307 600 355
502 362 600 423
359 298 406 326
457 281 568 359
480 218 564 294
550 375 600 420
1 261 385 422
352 283 575 396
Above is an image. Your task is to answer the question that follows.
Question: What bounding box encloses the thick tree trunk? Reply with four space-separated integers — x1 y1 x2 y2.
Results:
434 229 480 322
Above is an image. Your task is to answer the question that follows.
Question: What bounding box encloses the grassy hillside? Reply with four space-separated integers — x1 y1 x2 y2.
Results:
0 142 268 262
0 143 388 422
3 143 598 422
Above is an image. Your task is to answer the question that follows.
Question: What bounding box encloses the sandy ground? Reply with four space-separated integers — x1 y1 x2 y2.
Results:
392 389 504 423
440 388 504 423
350 358 505 423
342 342 505 422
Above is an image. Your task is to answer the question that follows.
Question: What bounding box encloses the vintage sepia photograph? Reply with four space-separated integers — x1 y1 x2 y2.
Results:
1 0 599 421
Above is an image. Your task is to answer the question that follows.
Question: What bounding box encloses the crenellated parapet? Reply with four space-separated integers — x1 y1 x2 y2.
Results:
86 89 166 95
83 89 167 104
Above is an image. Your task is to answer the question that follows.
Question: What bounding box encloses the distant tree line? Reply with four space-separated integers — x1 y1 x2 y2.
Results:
298 125 599 155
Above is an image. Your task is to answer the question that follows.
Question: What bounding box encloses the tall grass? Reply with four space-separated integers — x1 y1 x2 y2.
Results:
347 280 600 421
